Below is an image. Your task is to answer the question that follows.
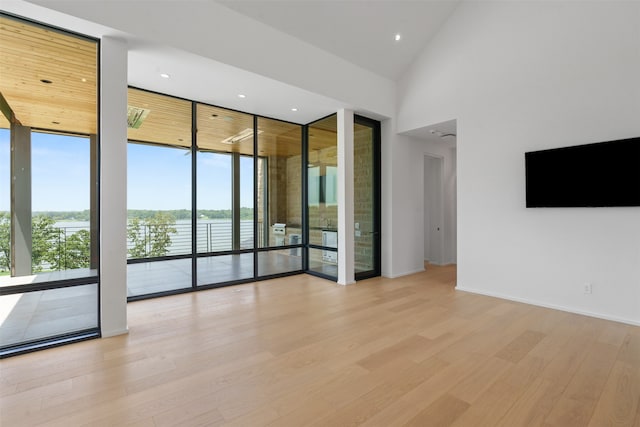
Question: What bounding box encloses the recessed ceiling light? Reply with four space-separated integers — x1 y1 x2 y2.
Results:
81 78 87 83
160 73 170 79
291 108 298 112
238 94 246 98
394 33 401 41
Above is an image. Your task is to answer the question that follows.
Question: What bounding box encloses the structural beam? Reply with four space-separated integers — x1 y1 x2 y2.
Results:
89 134 98 269
10 124 31 276
232 152 241 251
100 36 128 338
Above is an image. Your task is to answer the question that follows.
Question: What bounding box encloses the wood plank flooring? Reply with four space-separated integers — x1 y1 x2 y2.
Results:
2 265 639 426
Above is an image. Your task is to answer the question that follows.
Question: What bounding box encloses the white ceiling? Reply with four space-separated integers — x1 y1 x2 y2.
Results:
217 0 461 80
127 41 349 124
401 119 457 145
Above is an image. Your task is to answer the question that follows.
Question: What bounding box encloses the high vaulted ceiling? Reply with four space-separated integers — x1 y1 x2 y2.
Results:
218 0 461 80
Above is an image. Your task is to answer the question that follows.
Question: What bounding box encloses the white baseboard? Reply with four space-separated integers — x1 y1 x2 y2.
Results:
384 267 426 279
455 286 640 327
101 327 129 338
424 259 457 266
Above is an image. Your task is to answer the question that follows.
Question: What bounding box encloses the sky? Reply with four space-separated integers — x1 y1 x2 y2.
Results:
0 129 254 212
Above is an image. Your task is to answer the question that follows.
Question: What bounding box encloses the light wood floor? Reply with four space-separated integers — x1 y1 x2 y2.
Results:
2 265 639 426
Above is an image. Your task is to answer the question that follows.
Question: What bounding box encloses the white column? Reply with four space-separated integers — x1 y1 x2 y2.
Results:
100 37 128 337
10 124 31 276
337 109 355 285
380 118 394 277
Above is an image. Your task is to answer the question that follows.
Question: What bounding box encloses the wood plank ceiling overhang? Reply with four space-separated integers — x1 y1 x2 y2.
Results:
0 15 336 158
0 16 98 134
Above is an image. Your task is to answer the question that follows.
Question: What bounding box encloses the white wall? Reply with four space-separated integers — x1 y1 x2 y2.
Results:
398 1 640 324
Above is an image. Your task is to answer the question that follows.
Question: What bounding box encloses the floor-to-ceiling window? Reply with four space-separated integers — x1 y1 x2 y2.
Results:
196 104 255 285
124 94 309 299
0 15 99 357
126 88 193 297
304 113 380 281
256 117 303 276
306 115 339 279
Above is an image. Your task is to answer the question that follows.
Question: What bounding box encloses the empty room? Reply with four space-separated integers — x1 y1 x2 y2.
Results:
1 0 639 426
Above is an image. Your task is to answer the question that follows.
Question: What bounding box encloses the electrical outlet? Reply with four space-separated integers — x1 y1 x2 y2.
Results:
583 283 592 294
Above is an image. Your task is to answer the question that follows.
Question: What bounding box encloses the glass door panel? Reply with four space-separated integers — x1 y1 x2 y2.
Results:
126 88 193 297
307 115 338 280
256 117 303 276
196 104 254 285
354 117 381 280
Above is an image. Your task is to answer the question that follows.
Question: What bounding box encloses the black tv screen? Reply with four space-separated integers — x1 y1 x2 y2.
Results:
525 137 640 207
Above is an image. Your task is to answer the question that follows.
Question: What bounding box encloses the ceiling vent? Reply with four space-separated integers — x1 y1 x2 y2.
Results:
221 128 262 144
127 106 150 129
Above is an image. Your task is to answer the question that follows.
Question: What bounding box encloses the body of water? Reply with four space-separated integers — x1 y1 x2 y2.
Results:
54 219 256 256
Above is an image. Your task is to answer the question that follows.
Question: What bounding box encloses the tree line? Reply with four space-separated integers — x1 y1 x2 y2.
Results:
20 208 254 222
0 211 180 273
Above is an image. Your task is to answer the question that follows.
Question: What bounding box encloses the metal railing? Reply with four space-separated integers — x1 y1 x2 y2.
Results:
0 220 266 273
127 220 259 257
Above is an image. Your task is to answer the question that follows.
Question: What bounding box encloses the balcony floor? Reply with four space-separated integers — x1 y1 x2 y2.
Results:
1 251 320 350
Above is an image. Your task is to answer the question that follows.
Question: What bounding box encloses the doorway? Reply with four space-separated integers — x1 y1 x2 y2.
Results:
424 155 444 265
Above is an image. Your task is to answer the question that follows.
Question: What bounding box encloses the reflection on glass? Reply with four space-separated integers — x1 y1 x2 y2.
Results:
258 249 302 277
127 259 191 297
308 115 338 247
0 284 98 347
308 247 338 278
197 254 253 285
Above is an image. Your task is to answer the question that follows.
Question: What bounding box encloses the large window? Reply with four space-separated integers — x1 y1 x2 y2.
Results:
256 117 303 276
0 15 99 356
122 95 311 297
126 88 192 297
196 104 255 285
307 115 338 279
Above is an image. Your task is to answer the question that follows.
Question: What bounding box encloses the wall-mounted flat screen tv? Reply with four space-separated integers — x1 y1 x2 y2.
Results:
525 137 640 207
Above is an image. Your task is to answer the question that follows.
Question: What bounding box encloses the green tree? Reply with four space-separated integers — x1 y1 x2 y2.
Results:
127 212 177 258
32 215 57 272
0 212 10 272
127 217 147 258
146 212 177 257
49 229 91 270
